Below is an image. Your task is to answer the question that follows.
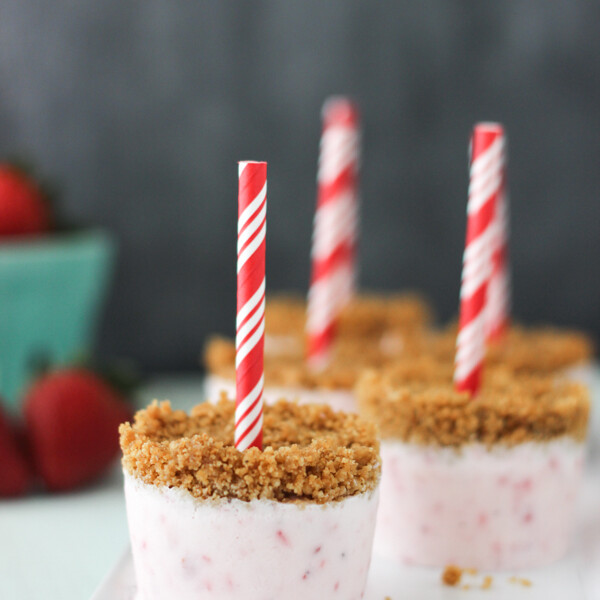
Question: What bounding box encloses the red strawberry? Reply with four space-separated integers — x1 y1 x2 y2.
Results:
0 406 33 497
24 369 132 492
0 165 51 237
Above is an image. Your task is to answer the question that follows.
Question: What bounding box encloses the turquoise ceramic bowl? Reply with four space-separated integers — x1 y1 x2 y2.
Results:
0 230 116 411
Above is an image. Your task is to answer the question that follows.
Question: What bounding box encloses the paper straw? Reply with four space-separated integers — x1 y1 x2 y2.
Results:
484 126 510 342
306 97 360 369
455 124 504 395
235 161 267 451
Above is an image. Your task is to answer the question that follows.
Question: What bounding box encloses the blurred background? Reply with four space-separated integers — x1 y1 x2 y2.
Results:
0 1 598 373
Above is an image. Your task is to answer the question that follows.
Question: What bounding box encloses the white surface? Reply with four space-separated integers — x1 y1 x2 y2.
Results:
92 546 586 600
376 438 585 569
125 474 378 600
0 464 129 600
0 370 598 600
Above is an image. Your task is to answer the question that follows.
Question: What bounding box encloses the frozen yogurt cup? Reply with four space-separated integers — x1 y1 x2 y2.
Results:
356 364 590 570
203 336 391 413
120 399 381 600
203 292 434 413
414 324 594 380
262 291 433 359
336 292 433 338
487 326 594 381
263 294 306 358
204 373 356 413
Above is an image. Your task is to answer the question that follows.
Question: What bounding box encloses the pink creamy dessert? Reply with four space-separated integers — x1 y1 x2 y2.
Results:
378 439 584 569
124 475 377 600
120 399 381 600
357 367 590 570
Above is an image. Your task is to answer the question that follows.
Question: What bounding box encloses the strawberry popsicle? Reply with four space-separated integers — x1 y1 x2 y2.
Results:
412 324 594 383
120 399 381 600
357 365 590 570
203 336 383 413
204 293 433 414
262 292 433 359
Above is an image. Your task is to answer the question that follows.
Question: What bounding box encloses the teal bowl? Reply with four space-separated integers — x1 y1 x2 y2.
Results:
0 230 116 411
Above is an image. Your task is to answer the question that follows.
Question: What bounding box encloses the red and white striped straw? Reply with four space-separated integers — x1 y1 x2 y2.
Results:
235 161 267 451
306 97 360 369
484 126 510 342
455 124 504 395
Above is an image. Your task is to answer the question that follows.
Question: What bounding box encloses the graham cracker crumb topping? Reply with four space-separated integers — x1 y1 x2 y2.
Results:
264 292 432 339
337 293 432 337
205 293 433 389
204 335 406 390
488 326 594 374
265 295 306 337
120 398 380 503
413 325 594 375
356 359 589 446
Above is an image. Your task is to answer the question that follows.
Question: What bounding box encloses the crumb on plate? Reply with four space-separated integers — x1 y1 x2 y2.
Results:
509 576 532 587
442 565 463 586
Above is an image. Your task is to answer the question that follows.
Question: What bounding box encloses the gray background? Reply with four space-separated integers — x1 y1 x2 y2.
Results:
0 1 598 371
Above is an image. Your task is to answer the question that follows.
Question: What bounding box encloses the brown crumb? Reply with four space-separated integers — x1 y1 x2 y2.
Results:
509 576 532 587
337 293 433 337
204 334 413 391
264 292 432 339
442 565 463 586
204 293 433 391
461 584 471 590
120 397 380 504
464 567 478 576
412 324 594 376
481 575 493 589
488 327 594 375
356 360 590 446
264 294 307 337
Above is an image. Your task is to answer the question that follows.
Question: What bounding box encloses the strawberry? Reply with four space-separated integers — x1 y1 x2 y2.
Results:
24 369 132 492
0 406 33 497
0 165 51 237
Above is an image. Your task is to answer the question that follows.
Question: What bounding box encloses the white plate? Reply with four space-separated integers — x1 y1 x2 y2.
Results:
92 366 600 599
92 546 586 600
